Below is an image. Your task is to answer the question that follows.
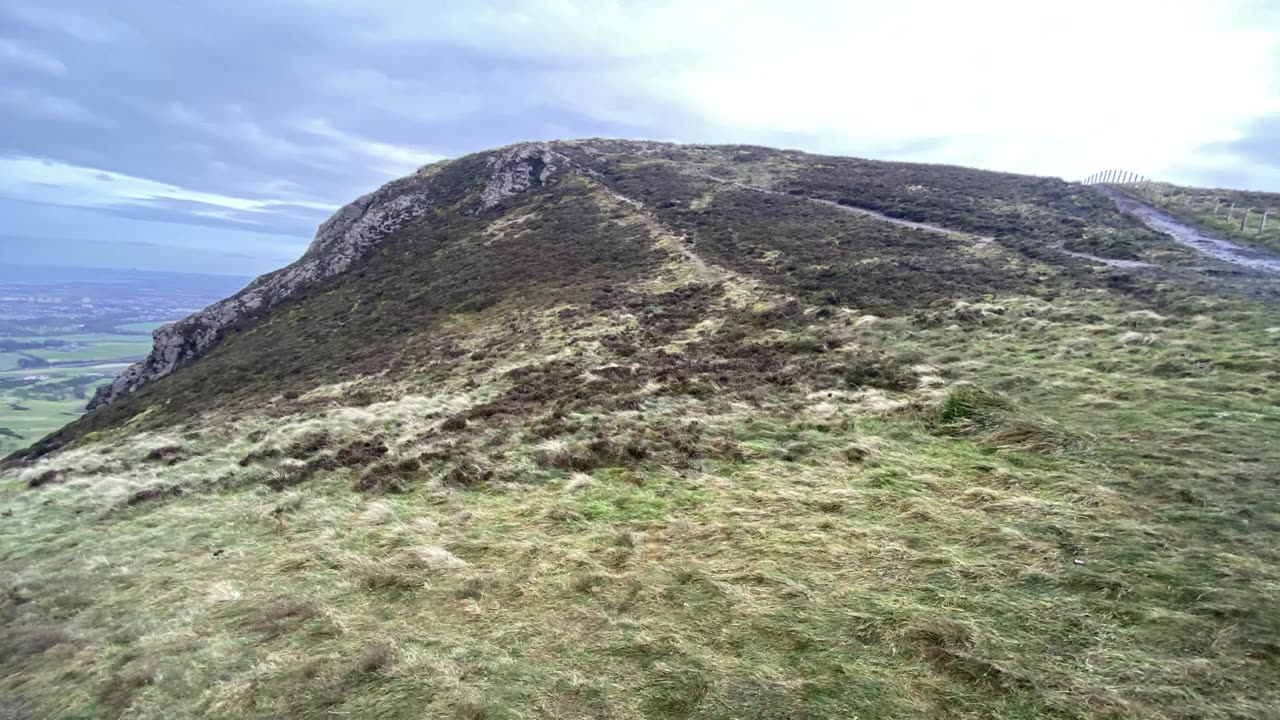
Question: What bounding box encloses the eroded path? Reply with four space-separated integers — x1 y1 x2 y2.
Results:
595 185 723 284
1060 249 1154 269
694 171 995 247
1100 187 1280 274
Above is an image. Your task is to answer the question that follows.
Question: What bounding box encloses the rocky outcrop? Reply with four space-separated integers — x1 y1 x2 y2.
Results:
478 143 561 210
89 142 569 410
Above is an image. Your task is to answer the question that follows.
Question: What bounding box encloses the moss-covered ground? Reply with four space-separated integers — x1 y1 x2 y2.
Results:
2 141 1278 719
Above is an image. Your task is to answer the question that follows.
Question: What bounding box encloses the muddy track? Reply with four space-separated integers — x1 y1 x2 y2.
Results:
692 171 995 247
1059 249 1154 269
1099 186 1280 274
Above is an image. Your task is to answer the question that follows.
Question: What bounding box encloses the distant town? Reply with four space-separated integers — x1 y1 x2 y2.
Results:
0 265 248 335
0 265 249 455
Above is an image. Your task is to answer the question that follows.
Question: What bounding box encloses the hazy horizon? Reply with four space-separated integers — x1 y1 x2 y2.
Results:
0 255 256 282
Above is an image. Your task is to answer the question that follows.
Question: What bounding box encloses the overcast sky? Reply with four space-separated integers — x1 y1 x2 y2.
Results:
3 0 1279 276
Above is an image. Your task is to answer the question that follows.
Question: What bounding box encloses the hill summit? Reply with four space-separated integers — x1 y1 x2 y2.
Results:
3 139 1280 719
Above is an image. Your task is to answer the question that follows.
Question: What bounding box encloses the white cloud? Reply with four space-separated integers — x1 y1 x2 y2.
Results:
336 0 1280 185
319 69 487 125
298 119 445 175
1 88 99 124
0 37 66 75
654 0 1280 181
160 102 446 180
6 0 1280 241
3 2 134 44
0 156 337 215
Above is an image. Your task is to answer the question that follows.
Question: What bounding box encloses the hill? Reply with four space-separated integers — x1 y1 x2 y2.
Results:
2 140 1279 719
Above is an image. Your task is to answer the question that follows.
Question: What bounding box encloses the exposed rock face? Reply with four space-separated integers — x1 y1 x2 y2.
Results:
478 143 560 210
89 142 567 410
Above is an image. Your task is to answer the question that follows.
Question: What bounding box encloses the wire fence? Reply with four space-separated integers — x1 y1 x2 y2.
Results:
1210 199 1271 233
1081 170 1151 186
1082 171 1276 238
1141 187 1274 235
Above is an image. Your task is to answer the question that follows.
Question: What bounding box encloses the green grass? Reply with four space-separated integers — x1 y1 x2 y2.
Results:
3 282 1277 719
2 140 1279 719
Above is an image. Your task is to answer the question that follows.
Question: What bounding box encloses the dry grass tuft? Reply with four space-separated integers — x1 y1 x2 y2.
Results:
1117 330 1158 346
355 500 397 526
404 545 469 571
932 383 1087 453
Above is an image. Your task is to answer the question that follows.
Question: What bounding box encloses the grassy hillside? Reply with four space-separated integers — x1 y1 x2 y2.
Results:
2 141 1278 719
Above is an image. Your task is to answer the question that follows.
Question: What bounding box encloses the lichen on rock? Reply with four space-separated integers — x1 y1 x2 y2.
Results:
477 142 562 210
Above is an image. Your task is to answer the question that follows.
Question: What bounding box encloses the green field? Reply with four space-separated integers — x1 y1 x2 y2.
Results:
0 363 128 380
0 358 127 453
0 364 122 456
1 398 87 458
113 320 172 334
0 326 155 455
9 333 152 344
0 397 96 453
25 340 153 363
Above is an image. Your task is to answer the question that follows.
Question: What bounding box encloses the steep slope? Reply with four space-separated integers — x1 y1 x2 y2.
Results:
2 140 1279 720
86 144 562 410
12 141 1189 460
